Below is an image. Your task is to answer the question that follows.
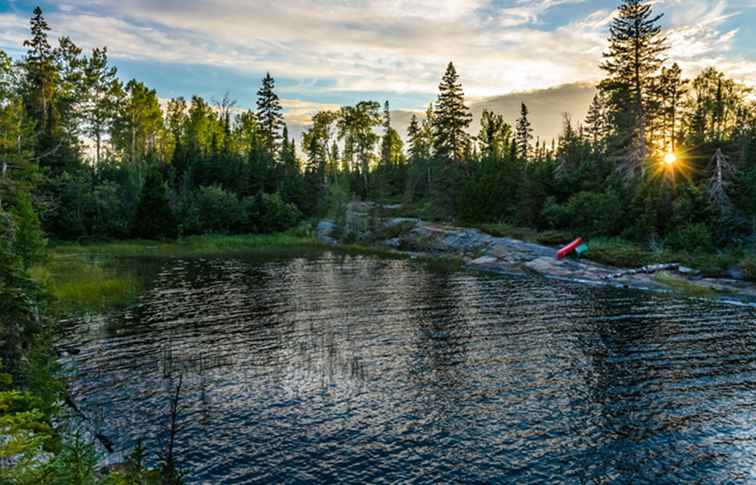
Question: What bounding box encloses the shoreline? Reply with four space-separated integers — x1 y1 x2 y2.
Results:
317 203 756 306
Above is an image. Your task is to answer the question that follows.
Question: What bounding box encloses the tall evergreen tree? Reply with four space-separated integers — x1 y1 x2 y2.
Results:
81 47 118 165
22 7 65 172
256 72 284 156
599 0 667 172
584 94 609 148
515 102 533 161
433 62 472 162
407 114 423 161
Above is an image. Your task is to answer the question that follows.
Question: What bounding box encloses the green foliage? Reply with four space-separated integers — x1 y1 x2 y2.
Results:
665 223 715 253
193 185 246 234
433 62 472 162
565 191 623 236
48 432 99 485
11 191 47 269
134 167 175 239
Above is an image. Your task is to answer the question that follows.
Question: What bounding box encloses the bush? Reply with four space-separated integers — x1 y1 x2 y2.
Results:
194 185 246 234
134 169 176 239
666 223 715 253
244 192 302 234
541 197 571 230
535 230 576 246
11 191 47 269
565 191 623 236
586 238 659 268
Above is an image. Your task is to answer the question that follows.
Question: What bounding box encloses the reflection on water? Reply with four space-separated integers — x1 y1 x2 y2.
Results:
59 253 756 483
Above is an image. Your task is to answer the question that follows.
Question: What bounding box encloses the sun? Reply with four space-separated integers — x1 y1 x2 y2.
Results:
664 152 677 166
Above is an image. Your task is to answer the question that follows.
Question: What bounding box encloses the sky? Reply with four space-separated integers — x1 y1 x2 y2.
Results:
1 0 755 135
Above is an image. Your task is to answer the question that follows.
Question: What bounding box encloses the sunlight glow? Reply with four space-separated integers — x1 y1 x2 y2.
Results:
664 152 678 166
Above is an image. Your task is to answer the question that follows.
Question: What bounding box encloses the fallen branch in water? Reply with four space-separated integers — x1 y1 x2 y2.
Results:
603 263 680 280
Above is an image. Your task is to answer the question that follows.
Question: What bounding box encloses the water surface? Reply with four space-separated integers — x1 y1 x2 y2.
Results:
60 252 756 483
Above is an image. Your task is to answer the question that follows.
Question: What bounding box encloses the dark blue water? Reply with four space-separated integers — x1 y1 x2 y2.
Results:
60 253 756 483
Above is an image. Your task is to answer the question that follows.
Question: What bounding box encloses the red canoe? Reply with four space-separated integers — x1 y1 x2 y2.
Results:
556 237 584 260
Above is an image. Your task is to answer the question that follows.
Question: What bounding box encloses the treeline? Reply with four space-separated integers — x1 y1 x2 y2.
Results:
3 3 755 251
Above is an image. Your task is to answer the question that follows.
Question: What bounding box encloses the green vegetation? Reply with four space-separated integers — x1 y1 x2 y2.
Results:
0 0 754 482
653 271 733 299
31 256 144 312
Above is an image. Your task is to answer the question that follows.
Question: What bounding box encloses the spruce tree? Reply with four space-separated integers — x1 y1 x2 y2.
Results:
256 72 284 156
22 7 62 171
599 0 667 172
433 62 472 162
658 63 686 152
380 101 392 166
407 114 423 161
81 47 118 165
515 102 533 161
584 94 608 147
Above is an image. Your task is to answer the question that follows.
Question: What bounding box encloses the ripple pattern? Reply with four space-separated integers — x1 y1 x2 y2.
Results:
59 252 756 484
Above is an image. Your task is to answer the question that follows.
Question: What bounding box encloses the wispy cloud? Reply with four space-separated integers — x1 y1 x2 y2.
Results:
0 0 753 101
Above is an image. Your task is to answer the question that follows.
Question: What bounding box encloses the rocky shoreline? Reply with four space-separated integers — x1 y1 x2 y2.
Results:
317 202 756 306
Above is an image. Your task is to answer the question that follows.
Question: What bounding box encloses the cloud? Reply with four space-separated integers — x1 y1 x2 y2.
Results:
280 98 341 126
0 0 753 106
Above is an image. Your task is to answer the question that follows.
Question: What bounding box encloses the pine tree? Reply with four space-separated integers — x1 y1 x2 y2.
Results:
81 47 118 165
658 63 686 152
407 114 423 161
433 62 472 162
478 110 511 161
599 0 667 172
22 7 61 170
380 100 392 166
515 102 533 161
256 72 284 156
584 94 608 147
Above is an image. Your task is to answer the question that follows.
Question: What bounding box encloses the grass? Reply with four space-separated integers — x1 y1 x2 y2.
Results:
35 227 327 312
33 226 427 312
653 271 735 298
476 223 749 278
31 256 145 312
587 237 743 277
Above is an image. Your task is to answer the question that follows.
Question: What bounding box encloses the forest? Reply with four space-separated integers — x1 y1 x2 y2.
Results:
1 0 755 482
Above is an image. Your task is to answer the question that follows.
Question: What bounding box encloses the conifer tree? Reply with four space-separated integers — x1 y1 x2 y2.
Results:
515 102 533 161
658 63 686 152
478 110 511 161
81 47 118 165
433 62 472 162
599 0 667 172
407 114 423 161
256 72 284 156
584 94 609 147
380 101 392 165
22 7 61 170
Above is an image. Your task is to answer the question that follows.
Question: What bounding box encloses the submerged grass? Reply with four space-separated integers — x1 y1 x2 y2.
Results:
35 227 422 312
653 271 735 298
31 256 145 312
36 229 328 312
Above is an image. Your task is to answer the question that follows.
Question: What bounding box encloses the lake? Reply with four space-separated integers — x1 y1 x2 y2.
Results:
59 252 756 483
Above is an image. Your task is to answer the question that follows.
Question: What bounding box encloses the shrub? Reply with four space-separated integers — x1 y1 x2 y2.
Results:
245 192 302 234
535 230 576 246
541 197 571 230
666 223 715 253
11 191 47 269
194 185 246 234
565 191 623 236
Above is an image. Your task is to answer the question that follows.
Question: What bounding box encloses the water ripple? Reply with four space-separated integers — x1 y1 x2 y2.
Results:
59 253 756 483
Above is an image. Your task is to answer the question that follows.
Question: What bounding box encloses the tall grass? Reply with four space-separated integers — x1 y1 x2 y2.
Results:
31 256 144 311
36 228 325 312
